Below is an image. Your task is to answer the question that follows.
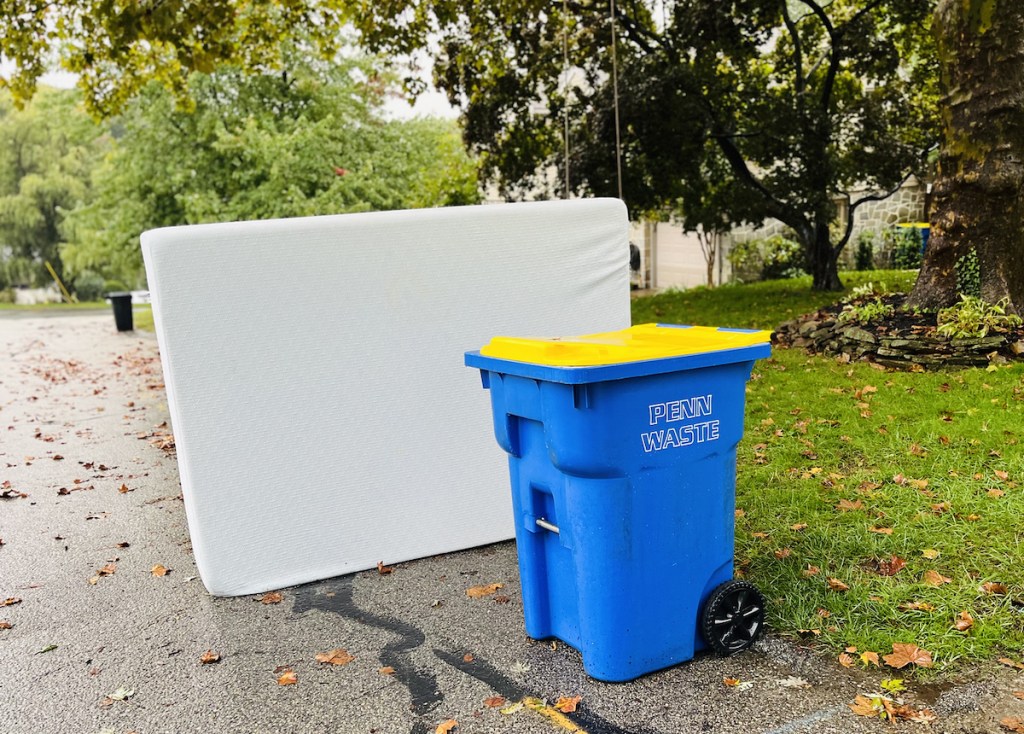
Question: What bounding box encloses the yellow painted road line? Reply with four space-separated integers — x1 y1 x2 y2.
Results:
522 697 588 733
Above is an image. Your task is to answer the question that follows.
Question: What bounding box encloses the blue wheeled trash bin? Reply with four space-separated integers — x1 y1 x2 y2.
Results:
465 323 771 681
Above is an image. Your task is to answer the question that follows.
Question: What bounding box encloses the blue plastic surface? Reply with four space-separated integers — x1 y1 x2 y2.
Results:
466 337 769 681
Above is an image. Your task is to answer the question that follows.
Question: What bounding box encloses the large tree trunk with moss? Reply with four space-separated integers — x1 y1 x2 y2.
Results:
909 0 1024 312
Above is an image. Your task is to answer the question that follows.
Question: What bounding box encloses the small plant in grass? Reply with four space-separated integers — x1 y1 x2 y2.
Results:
837 297 895 325
843 282 889 304
936 295 1022 339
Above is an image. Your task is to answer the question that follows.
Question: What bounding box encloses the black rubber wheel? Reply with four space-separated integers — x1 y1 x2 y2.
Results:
700 580 766 656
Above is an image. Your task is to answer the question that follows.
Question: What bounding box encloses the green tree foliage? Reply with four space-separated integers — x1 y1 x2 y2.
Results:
0 1 350 117
0 88 104 290
349 0 939 290
61 55 480 286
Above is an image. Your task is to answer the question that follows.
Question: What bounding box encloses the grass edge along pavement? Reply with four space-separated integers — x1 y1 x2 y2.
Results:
632 271 1024 677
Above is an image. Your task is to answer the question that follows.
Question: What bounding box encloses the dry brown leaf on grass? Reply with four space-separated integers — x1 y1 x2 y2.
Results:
861 651 880 667
999 658 1024 670
922 570 952 586
276 669 298 685
554 695 581 713
980 581 1008 595
200 650 220 664
483 696 506 708
466 583 503 599
827 578 850 592
790 523 808 531
435 720 458 734
871 555 907 577
921 548 940 560
774 548 792 559
260 592 283 604
883 643 933 669
151 564 169 577
836 499 863 512
869 526 893 535
995 470 1010 481
315 649 355 666
802 565 820 578
953 611 974 632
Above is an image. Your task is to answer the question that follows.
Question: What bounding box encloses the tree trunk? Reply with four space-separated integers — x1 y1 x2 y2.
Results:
805 221 843 291
908 0 1024 312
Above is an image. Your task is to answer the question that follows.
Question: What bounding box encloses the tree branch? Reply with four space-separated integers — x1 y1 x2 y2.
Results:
842 0 886 35
834 169 916 252
782 1 805 98
794 0 836 38
711 132 792 224
564 0 661 57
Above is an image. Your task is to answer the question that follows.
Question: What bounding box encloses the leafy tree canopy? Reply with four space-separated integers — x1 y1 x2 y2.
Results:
349 0 941 289
0 87 104 289
1 1 349 117
60 52 480 287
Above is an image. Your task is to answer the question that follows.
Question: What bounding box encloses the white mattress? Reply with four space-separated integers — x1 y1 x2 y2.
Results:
141 199 630 596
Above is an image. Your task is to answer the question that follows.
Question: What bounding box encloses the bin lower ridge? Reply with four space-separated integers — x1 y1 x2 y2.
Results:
485 362 756 682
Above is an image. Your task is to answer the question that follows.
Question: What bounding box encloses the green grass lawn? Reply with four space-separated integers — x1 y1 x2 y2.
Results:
633 271 1024 675
0 301 107 310
631 269 918 330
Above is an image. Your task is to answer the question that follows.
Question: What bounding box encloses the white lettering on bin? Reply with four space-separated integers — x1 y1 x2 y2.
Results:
642 393 719 453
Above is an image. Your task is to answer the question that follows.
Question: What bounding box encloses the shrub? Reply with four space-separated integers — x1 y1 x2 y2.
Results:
936 295 1022 339
854 231 876 271
836 297 895 325
728 235 806 282
883 227 924 270
104 279 129 294
73 271 106 302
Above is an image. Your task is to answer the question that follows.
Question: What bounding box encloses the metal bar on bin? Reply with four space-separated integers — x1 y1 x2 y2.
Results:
535 518 560 534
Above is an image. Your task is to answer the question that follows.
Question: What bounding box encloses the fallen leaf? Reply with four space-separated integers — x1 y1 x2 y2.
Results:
899 601 936 612
953 611 974 632
777 676 811 689
200 650 221 664
849 694 883 718
838 653 855 668
827 578 849 592
931 501 951 514
315 649 355 666
98 563 117 577
723 677 741 686
1013 691 1024 701
1 597 22 607
1002 718 1024 733
922 570 952 586
260 592 283 605
988 488 1006 498
869 526 893 535
463 653 474 663
554 695 581 713
107 686 134 701
872 555 907 577
836 499 863 512
909 478 930 490
861 651 880 667
790 523 808 531
735 509 745 518
483 696 506 708
151 564 169 577
980 581 1008 595
883 642 933 669
802 565 820 578
466 584 503 599
774 548 792 559
493 595 511 604
36 644 57 654
999 658 1024 670
435 720 458 734
896 706 936 723
379 666 395 675
276 669 298 685
995 470 1010 481
377 561 393 575
751 532 770 539
0 621 11 630
921 549 940 560
118 484 132 494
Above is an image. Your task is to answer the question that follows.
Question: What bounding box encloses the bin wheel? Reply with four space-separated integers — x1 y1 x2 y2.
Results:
700 580 765 656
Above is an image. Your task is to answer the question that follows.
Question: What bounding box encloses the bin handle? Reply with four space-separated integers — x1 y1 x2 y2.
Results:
535 517 560 534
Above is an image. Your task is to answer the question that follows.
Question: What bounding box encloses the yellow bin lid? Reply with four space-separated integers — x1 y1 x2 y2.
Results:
479 323 771 367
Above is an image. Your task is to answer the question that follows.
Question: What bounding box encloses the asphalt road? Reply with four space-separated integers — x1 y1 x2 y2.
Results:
1 313 1021 734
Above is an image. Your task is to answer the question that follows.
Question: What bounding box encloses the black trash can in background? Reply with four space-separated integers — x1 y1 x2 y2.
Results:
107 292 134 332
